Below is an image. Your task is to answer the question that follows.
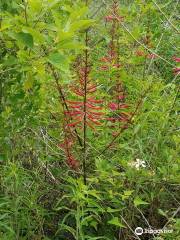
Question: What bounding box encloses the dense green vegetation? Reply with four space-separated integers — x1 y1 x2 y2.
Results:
0 0 179 239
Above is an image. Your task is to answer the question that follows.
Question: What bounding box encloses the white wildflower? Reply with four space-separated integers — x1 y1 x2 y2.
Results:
128 158 146 170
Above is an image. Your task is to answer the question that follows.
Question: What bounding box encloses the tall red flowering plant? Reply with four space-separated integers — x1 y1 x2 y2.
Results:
59 31 104 183
100 1 131 135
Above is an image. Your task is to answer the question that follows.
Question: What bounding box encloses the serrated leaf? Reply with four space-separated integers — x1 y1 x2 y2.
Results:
134 197 149 207
108 217 125 228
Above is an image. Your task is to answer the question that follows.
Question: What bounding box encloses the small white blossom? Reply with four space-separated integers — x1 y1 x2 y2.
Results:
128 158 146 170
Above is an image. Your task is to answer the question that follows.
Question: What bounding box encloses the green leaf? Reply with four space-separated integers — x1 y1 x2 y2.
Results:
90 220 98 231
3 56 17 66
58 41 85 50
22 27 45 44
134 197 149 207
0 23 11 31
0 154 5 162
47 52 69 72
23 73 34 91
107 207 121 213
59 224 76 238
122 190 134 200
70 20 95 32
57 31 74 42
70 6 88 20
158 209 168 218
15 32 34 48
108 217 125 228
29 0 42 12
88 190 101 200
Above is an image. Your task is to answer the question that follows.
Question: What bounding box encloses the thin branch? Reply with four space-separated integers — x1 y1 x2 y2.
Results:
120 22 175 67
99 85 152 155
152 0 179 33
24 0 28 25
48 64 83 147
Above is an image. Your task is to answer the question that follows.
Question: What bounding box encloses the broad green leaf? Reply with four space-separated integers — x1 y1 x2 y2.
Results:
22 27 45 44
3 56 17 66
134 197 149 207
0 154 5 162
57 40 84 50
108 217 125 228
70 6 88 20
70 20 95 32
29 0 42 12
57 31 74 42
47 52 69 72
0 23 11 31
15 32 34 48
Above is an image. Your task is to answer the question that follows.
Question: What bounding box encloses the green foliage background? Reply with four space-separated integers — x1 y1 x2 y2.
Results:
0 0 179 239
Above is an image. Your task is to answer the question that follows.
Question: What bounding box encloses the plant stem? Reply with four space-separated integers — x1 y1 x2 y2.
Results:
49 64 83 147
83 30 88 185
24 0 28 25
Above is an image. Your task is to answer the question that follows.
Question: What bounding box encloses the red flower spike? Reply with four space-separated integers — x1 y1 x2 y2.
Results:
119 104 129 109
72 89 84 97
117 95 125 100
66 100 83 105
67 120 81 127
88 98 104 104
100 65 109 71
122 124 129 129
135 50 145 57
105 15 124 22
147 53 157 59
86 121 96 130
67 155 80 170
107 117 116 123
109 102 118 111
112 132 119 137
100 57 111 62
88 111 104 116
113 63 121 68
105 15 115 21
172 56 180 62
118 116 129 122
173 67 180 75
